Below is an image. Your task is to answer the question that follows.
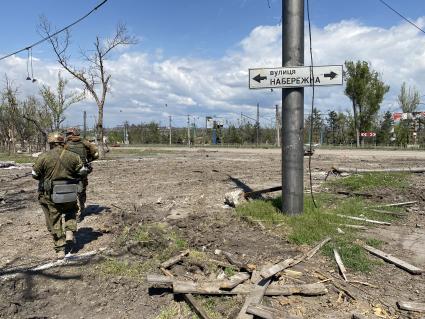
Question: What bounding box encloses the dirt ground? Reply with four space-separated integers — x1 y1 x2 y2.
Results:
0 147 424 319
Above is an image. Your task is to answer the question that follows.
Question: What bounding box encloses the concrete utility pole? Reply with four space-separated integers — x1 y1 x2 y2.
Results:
169 115 172 145
187 114 191 147
275 104 280 146
256 103 260 146
83 110 87 138
282 0 304 215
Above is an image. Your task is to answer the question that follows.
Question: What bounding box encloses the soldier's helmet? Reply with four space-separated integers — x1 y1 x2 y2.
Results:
66 127 80 136
47 131 65 144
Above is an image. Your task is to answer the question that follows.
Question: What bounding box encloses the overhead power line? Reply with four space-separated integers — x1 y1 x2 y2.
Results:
378 0 425 35
0 0 108 62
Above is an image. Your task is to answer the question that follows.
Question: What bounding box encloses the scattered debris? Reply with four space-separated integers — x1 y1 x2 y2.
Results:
222 251 251 271
148 238 332 318
397 301 425 313
160 249 190 269
333 249 348 281
236 277 272 319
0 161 16 169
363 244 423 275
158 266 212 319
224 189 246 207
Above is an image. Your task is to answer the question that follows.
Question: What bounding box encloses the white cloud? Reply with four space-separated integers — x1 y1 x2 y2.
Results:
1 17 425 127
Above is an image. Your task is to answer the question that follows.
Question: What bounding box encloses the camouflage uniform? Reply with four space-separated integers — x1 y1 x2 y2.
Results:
33 140 84 254
65 133 99 217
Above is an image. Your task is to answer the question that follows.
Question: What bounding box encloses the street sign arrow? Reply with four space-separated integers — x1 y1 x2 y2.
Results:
249 65 343 89
253 74 267 83
324 71 337 79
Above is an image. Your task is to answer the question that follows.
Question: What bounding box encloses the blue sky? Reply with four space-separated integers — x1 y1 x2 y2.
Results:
0 0 425 128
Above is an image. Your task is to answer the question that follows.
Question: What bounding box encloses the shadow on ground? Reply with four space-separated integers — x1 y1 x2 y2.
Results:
71 227 103 253
79 204 111 222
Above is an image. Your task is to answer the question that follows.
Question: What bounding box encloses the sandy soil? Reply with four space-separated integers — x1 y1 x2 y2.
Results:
0 147 424 319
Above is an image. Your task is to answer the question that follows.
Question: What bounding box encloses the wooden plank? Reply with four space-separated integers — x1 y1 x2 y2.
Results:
370 201 417 208
221 272 250 289
333 249 348 281
244 186 282 199
222 251 248 270
146 274 174 285
183 293 213 319
334 213 391 225
160 249 189 269
260 258 294 279
236 277 271 319
363 244 423 275
246 304 276 319
397 301 425 312
246 304 301 319
172 280 327 296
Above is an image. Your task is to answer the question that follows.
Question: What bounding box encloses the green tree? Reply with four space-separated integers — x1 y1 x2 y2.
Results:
376 111 393 145
344 60 390 147
326 110 338 145
398 82 420 144
304 108 323 144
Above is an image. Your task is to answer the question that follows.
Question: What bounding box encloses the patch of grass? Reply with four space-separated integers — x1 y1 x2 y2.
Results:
155 302 197 319
329 172 409 191
115 222 189 267
365 238 384 248
235 199 285 225
99 258 157 279
224 266 236 277
196 296 241 319
0 152 35 164
322 237 375 272
235 194 389 273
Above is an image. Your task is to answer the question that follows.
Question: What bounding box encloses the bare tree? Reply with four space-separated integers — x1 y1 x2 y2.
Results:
39 18 136 157
398 82 420 113
40 72 85 130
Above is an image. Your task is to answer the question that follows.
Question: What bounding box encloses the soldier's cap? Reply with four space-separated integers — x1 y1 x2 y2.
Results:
48 131 65 144
66 127 80 136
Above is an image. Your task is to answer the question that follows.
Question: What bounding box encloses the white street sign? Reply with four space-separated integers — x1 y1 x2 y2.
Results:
249 65 343 89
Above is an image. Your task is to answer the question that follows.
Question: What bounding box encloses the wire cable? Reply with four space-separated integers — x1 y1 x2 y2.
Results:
377 0 425 35
0 0 108 62
306 0 318 208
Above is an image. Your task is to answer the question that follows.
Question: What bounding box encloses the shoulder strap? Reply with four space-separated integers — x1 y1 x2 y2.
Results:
51 149 66 178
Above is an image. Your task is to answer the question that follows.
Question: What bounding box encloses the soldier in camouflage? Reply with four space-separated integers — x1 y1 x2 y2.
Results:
65 127 99 220
32 132 88 258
